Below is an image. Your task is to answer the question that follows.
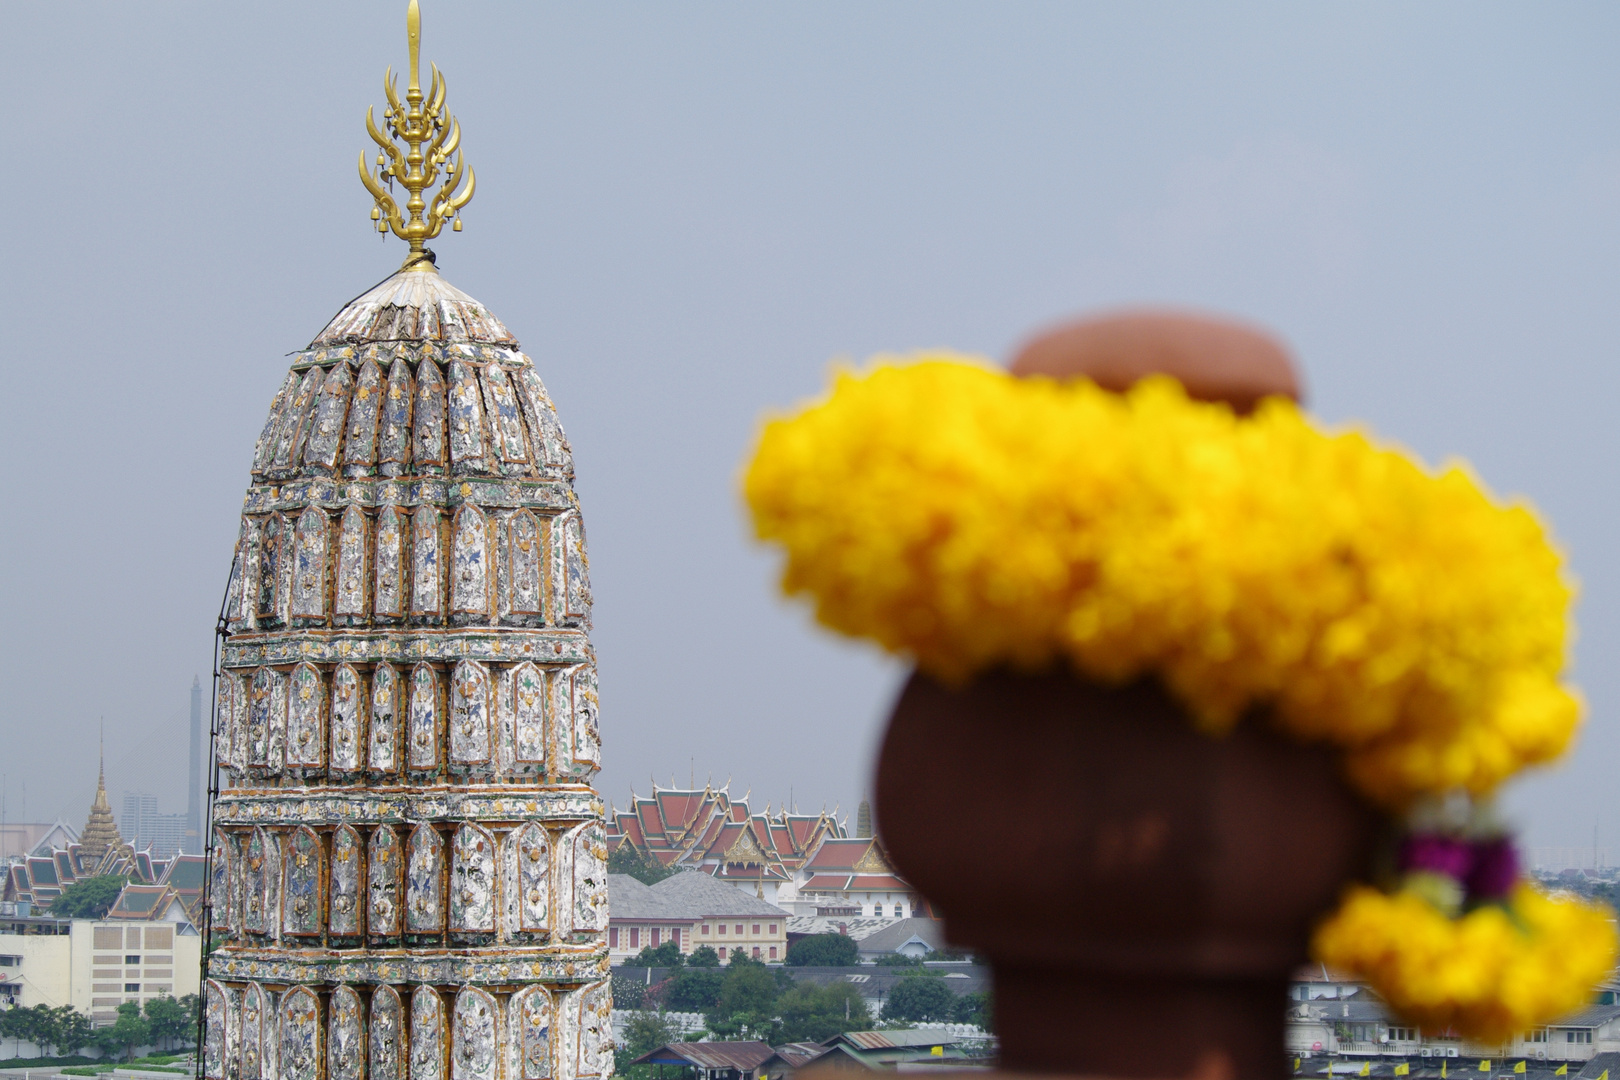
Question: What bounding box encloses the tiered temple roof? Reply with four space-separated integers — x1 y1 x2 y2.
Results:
798 837 909 893
3 834 205 925
606 782 845 885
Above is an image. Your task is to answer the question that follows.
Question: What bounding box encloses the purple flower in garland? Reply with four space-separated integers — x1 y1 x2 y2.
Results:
1399 834 1474 882
1466 837 1520 901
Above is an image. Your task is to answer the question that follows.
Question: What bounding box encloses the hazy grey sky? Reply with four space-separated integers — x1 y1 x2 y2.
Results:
1 3 1617 856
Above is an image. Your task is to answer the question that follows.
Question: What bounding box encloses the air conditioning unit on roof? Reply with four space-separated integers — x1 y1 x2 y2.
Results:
1448 1049 1460 1058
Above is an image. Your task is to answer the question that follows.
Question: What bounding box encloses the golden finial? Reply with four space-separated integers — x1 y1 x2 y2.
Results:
359 0 475 272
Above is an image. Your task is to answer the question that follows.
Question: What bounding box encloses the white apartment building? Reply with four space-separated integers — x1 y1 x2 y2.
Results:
0 914 200 1023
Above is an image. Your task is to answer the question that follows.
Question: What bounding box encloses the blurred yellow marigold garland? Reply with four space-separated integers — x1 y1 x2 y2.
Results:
742 354 1614 1037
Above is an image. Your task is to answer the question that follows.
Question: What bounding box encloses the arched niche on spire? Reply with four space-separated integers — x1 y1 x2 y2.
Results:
247 667 286 773
240 981 268 1080
408 662 441 772
203 979 234 1080
327 984 363 1080
510 984 553 1080
290 506 330 623
378 357 414 476
452 985 498 1080
286 662 325 770
510 662 547 776
335 505 369 621
510 820 550 934
278 985 321 1080
410 986 447 1080
481 363 530 464
574 980 613 1079
450 822 495 934
282 826 324 937
369 663 400 775
343 356 384 473
369 984 405 1080
367 825 402 939
449 660 491 769
504 510 543 622
330 663 364 774
406 823 445 933
374 505 408 620
303 360 355 472
270 367 325 474
412 506 444 620
450 504 492 620
329 823 363 937
413 360 447 472
447 359 488 472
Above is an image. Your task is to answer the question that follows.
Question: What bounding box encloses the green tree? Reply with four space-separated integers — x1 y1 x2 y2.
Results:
54 1006 95 1057
664 967 725 1013
775 982 871 1043
706 958 780 1040
24 1004 90 1057
608 845 675 886
93 1002 152 1062
882 976 955 1023
48 875 129 919
623 1010 678 1058
872 952 927 968
629 941 685 969
950 990 992 1031
785 933 859 967
686 945 720 968
144 995 193 1051
0 1005 40 1055
178 994 202 1047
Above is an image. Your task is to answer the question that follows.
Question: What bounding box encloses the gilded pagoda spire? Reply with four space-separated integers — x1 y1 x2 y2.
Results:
359 0 476 272
79 737 124 862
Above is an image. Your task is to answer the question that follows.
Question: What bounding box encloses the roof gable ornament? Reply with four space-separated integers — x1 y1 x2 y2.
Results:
359 0 476 272
853 841 893 875
725 827 767 866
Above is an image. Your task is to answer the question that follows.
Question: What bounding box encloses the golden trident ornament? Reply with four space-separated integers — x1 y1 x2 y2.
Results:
360 0 475 271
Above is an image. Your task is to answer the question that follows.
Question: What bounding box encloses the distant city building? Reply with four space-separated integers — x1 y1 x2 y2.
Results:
789 837 914 920
853 917 947 959
120 792 157 846
120 792 190 859
0 820 77 862
607 871 790 963
185 674 203 856
0 911 201 1021
606 782 930 937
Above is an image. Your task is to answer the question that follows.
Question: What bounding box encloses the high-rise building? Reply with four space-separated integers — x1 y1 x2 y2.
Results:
186 675 203 855
200 7 608 1079
120 793 190 858
119 792 157 847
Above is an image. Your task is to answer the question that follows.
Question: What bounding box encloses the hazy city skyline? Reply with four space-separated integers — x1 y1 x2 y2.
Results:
2 3 1619 852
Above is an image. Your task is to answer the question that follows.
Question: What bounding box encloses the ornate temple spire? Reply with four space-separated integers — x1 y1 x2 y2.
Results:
79 738 124 862
358 0 476 272
201 8 608 1077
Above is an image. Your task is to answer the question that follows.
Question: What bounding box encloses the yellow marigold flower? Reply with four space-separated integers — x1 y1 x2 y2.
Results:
1313 885 1616 1044
743 356 1580 809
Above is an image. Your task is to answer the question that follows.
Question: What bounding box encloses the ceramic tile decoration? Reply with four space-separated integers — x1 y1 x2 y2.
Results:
202 11 609 1074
